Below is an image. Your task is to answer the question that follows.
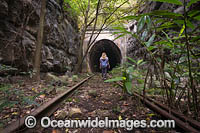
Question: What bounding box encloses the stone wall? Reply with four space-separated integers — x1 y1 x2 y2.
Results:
127 0 200 60
0 0 80 74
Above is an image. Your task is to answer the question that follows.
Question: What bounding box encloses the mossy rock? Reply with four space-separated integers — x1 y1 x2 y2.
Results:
88 90 98 98
57 111 68 119
69 108 82 118
45 73 68 85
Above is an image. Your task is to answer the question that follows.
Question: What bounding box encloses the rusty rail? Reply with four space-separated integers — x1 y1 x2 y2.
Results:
135 91 200 131
2 74 94 133
116 82 200 132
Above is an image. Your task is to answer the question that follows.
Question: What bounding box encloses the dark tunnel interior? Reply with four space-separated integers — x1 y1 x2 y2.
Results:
89 39 122 72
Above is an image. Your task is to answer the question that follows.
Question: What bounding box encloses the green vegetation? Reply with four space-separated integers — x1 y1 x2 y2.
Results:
64 0 135 29
64 0 137 73
1 0 200 127
0 84 41 114
106 58 146 94
106 0 200 117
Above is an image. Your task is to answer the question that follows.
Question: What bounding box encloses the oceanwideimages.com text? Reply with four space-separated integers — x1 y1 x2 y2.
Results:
25 116 175 130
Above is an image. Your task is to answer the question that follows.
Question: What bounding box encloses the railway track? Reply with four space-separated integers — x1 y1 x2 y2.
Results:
2 74 200 132
2 74 94 133
116 82 200 132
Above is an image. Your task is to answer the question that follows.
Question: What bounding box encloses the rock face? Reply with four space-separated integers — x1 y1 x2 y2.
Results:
127 1 200 59
0 0 80 73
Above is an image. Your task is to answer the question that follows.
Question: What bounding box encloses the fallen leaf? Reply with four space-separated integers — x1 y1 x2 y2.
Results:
146 117 150 121
123 103 129 106
39 94 45 99
32 87 38 93
39 85 42 88
147 113 155 117
120 109 126 113
133 114 136 117
12 112 18 115
3 115 9 119
26 111 30 114
118 115 122 120
25 105 32 108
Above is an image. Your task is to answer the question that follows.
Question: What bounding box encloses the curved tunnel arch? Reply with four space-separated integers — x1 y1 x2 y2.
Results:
89 39 122 72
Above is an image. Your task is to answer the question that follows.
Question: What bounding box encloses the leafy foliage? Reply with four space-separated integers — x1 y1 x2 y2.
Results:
151 0 183 5
105 58 146 95
65 0 136 29
0 84 42 112
111 0 200 115
0 65 18 75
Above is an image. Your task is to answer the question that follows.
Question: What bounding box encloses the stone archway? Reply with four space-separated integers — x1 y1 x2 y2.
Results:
89 39 122 72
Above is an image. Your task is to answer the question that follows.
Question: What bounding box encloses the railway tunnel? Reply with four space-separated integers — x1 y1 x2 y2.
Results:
89 39 122 72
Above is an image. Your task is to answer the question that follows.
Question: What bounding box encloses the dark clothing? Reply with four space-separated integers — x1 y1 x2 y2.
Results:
101 67 107 79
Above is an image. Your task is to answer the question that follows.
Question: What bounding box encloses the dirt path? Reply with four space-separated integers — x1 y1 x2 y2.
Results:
41 74 175 133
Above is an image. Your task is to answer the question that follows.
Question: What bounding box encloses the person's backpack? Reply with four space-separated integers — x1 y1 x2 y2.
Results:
100 58 108 68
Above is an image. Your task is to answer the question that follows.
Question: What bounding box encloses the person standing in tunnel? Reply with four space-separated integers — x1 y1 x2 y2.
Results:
100 52 110 79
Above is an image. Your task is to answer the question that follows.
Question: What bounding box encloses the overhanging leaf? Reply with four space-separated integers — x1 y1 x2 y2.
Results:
137 59 143 65
179 25 185 37
151 0 183 5
131 33 138 38
137 16 146 33
188 10 200 17
174 20 184 25
150 10 183 17
186 20 195 29
146 15 152 30
187 0 200 8
147 46 156 51
127 66 134 74
112 31 124 35
145 33 156 47
113 26 127 32
162 31 173 44
125 81 132 94
104 77 124 82
114 33 126 41
194 15 200 20
121 15 139 20
126 57 137 64
141 30 148 41
174 19 195 29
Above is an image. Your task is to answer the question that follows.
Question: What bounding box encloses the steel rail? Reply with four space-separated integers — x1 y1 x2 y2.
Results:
2 74 94 133
116 82 200 132
135 91 200 131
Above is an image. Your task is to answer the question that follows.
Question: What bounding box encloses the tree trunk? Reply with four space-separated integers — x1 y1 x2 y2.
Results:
75 0 128 74
75 0 91 74
33 0 46 81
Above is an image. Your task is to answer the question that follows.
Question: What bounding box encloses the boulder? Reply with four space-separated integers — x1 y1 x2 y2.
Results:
57 111 68 119
88 90 98 98
45 73 68 84
69 108 82 117
96 109 110 117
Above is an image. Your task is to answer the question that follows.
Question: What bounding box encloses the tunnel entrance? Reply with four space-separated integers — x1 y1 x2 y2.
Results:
89 39 122 72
